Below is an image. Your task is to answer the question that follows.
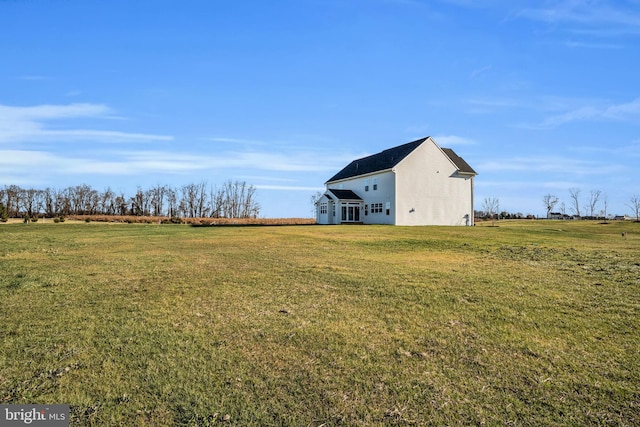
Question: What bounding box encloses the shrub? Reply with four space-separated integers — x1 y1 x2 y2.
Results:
0 203 8 222
53 218 60 223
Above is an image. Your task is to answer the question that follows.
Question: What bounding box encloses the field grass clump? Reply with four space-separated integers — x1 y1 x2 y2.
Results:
0 220 638 426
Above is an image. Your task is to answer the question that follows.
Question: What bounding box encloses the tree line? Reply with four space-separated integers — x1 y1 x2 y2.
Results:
543 189 640 220
0 181 260 220
476 190 640 222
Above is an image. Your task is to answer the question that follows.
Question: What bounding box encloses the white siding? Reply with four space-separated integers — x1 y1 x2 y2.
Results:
394 139 473 225
327 171 396 224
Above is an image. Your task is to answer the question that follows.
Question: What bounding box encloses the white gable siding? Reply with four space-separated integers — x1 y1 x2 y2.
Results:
394 138 473 226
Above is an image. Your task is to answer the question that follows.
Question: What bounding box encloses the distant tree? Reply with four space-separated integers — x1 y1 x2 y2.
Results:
166 187 178 218
209 185 225 218
542 194 559 218
4 185 21 217
0 202 8 222
310 191 323 217
43 187 57 217
179 181 209 218
483 197 500 225
587 190 602 218
569 188 581 217
148 184 167 217
115 191 128 216
628 195 640 222
100 187 116 215
130 187 146 216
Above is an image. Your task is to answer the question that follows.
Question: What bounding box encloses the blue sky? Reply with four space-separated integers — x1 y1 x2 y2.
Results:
1 0 639 218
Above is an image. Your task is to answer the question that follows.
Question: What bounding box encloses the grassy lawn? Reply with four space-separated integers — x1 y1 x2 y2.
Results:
1 220 639 426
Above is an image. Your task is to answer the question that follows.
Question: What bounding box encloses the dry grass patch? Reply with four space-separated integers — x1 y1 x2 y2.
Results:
0 221 638 426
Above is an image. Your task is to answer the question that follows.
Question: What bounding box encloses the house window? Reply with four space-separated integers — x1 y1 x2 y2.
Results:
386 202 390 215
373 178 378 191
364 179 369 192
371 203 383 213
364 204 368 216
320 203 328 214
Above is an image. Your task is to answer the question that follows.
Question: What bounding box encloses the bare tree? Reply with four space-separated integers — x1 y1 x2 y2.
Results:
219 180 260 218
0 202 7 222
149 184 167 217
115 192 128 216
22 188 43 218
601 193 609 221
483 197 500 225
166 187 178 218
130 187 147 216
43 187 57 217
100 187 116 215
542 194 559 218
628 195 640 222
56 188 71 216
196 181 209 217
177 182 210 218
310 191 323 217
569 188 581 217
587 189 602 218
209 185 225 218
4 185 21 217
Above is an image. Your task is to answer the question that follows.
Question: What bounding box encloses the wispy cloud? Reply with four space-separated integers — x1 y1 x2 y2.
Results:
463 97 524 114
0 103 173 144
532 97 640 128
206 137 266 146
564 40 623 48
516 0 640 36
477 155 626 176
0 145 353 182
470 65 492 79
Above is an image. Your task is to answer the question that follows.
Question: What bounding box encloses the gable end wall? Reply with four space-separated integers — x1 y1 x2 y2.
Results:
394 140 473 225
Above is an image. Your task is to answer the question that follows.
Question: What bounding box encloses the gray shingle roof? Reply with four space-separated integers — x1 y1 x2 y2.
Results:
326 137 476 183
441 148 477 175
327 137 427 183
327 189 362 200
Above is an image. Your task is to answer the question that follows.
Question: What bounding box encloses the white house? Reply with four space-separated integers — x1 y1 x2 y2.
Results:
316 136 477 226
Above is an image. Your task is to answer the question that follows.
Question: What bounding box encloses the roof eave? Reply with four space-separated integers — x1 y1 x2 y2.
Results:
325 168 394 185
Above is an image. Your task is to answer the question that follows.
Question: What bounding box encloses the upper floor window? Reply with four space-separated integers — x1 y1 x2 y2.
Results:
364 179 369 192
373 178 378 191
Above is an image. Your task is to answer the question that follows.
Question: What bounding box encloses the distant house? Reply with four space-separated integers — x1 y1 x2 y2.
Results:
315 136 477 226
548 212 565 220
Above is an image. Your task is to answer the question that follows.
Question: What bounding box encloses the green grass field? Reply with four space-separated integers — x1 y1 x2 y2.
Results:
1 220 638 426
